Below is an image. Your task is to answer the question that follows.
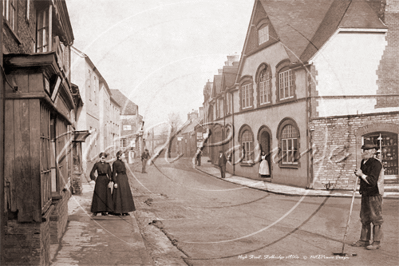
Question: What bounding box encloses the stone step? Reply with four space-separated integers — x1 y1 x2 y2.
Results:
384 175 399 184
384 184 399 192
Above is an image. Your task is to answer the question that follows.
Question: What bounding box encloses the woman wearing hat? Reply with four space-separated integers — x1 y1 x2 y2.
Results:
90 152 114 216
112 151 136 216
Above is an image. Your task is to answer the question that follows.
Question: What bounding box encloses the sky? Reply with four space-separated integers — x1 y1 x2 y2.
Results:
67 0 254 128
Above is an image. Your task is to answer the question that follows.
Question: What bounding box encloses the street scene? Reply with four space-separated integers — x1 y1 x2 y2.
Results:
1 0 399 265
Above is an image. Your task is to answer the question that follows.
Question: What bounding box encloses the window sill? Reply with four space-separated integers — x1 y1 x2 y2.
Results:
240 161 255 167
4 20 22 44
279 164 299 169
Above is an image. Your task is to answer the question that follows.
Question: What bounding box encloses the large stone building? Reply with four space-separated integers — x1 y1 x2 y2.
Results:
203 0 399 190
2 0 83 264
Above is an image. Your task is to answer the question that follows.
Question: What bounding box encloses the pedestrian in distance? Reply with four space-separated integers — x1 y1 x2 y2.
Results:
352 141 384 250
141 148 150 173
259 151 270 177
90 152 114 216
218 150 227 178
196 148 202 166
112 151 136 216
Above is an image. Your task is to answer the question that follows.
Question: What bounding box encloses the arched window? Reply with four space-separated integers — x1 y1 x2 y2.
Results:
258 68 271 105
281 124 298 164
241 129 254 161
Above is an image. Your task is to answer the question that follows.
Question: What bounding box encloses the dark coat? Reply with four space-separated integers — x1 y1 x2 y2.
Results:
112 159 136 213
218 153 227 167
359 157 382 196
90 162 113 213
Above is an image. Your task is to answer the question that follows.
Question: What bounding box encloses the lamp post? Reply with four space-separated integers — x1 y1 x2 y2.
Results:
138 121 145 155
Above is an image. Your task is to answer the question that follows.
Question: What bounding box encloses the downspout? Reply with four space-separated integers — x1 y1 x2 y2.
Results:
231 90 235 175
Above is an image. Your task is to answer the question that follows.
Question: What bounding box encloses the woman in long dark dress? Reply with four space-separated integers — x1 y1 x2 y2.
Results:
90 152 114 216
112 151 136 216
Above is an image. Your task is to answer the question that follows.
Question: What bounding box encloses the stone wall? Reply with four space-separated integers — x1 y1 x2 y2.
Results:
4 206 53 266
310 112 399 189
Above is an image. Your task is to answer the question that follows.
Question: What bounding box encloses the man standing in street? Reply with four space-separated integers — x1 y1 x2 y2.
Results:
352 141 383 250
218 150 227 178
196 148 202 166
141 149 150 173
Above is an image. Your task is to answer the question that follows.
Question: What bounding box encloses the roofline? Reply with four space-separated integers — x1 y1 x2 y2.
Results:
235 0 259 85
71 46 111 94
110 96 121 107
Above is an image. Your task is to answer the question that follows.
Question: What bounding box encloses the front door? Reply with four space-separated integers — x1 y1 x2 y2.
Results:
259 131 271 175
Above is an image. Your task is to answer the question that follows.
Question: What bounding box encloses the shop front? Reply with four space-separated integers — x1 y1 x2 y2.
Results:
364 132 398 176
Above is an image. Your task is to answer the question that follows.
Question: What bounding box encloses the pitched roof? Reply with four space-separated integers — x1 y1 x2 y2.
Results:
110 89 138 115
259 0 335 63
248 0 387 64
181 117 201 134
222 66 239 90
300 0 386 62
212 75 222 96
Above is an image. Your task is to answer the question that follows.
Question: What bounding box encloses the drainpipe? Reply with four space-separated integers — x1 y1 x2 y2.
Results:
231 90 235 175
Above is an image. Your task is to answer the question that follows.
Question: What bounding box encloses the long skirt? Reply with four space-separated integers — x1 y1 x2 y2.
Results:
113 173 136 214
259 160 270 176
91 175 114 213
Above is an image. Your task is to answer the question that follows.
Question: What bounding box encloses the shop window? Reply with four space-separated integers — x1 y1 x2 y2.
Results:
364 132 398 175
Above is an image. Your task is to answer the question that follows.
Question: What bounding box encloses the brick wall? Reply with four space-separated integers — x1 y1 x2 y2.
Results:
376 0 399 107
50 189 71 245
3 1 36 54
4 206 53 266
310 112 399 189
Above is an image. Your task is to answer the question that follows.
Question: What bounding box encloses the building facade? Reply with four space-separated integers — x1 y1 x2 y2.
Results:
2 0 79 264
110 89 143 157
203 0 399 190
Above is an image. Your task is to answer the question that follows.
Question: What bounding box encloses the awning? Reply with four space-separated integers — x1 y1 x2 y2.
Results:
73 130 90 142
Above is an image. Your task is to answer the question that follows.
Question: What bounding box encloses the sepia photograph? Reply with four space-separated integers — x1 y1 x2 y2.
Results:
0 0 398 265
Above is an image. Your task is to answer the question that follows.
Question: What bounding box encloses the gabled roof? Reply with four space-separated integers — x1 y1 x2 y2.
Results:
71 46 111 96
181 117 201 134
239 0 387 70
222 65 239 90
110 89 138 115
212 75 222 97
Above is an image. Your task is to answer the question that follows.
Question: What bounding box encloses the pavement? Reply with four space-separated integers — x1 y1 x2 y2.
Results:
195 156 399 199
50 181 153 266
49 156 399 266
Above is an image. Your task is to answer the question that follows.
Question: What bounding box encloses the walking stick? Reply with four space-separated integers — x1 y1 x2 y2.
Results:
334 139 358 257
334 175 358 257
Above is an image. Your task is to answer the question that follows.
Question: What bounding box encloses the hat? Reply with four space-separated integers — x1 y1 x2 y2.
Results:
361 139 378 150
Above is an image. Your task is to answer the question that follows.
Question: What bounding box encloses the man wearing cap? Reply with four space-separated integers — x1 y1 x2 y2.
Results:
352 141 383 250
